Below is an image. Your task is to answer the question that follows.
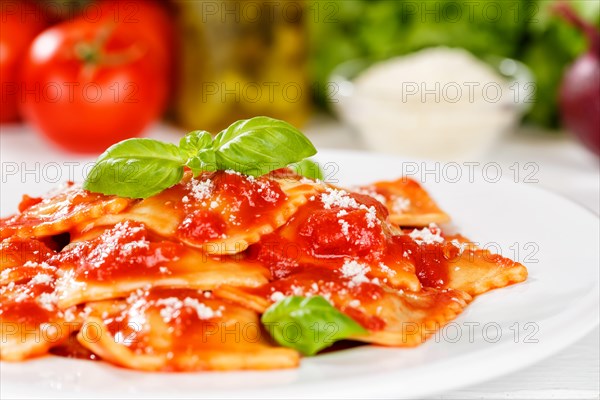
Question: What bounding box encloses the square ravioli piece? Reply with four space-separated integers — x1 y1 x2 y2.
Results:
78 288 300 371
0 184 131 240
1 271 79 361
358 178 450 227
82 171 321 255
55 221 269 308
1 236 57 286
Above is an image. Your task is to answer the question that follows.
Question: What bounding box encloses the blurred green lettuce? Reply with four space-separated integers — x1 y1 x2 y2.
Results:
308 0 599 129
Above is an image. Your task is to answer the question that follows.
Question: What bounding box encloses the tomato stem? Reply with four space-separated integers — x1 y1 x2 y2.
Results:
74 23 145 67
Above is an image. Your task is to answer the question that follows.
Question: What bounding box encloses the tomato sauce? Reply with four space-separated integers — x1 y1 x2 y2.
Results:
102 288 251 364
18 195 43 213
171 171 287 246
0 280 58 327
392 234 456 288
177 210 226 242
57 221 183 282
0 236 55 267
249 192 390 279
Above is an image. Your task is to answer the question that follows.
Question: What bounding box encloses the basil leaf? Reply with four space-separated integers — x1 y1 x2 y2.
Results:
185 149 217 176
290 159 324 180
179 130 213 158
83 138 185 199
213 116 317 176
261 296 367 356
84 117 319 199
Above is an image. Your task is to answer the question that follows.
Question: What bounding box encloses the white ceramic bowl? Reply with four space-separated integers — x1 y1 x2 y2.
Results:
329 52 534 161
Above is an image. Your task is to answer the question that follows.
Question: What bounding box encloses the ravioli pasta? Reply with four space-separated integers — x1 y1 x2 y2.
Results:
0 169 527 370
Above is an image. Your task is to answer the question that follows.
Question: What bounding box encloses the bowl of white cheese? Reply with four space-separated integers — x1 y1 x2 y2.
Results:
329 47 533 160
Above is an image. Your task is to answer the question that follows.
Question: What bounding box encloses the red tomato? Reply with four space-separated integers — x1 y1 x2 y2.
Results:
20 17 169 153
96 0 177 95
0 1 48 122
97 1 175 60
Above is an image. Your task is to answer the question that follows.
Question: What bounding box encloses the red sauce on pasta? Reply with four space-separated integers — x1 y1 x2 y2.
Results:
0 280 58 327
18 195 43 212
171 171 287 245
392 235 450 288
177 210 226 242
57 221 183 282
0 236 55 267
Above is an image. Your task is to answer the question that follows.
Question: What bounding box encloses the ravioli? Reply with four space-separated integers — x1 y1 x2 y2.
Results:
78 288 299 371
358 178 450 227
442 234 529 295
0 184 131 240
399 226 528 296
1 166 528 370
0 270 79 361
248 187 421 291
54 221 269 308
0 236 56 286
84 171 321 255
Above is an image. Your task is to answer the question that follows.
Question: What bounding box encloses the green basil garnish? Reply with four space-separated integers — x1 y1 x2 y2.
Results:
261 296 367 356
83 138 185 199
213 117 317 176
83 117 317 198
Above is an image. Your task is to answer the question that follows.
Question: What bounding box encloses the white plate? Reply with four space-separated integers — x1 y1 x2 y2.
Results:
1 149 599 399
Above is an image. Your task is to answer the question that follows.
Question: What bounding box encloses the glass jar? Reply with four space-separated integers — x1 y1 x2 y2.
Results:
174 0 311 132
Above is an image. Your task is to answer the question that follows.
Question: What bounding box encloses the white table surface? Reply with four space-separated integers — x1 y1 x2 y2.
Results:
1 116 599 399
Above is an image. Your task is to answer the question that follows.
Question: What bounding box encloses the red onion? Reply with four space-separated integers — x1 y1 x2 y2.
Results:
554 1 600 155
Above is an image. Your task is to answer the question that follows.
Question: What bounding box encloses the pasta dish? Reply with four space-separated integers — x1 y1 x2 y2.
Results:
0 117 527 371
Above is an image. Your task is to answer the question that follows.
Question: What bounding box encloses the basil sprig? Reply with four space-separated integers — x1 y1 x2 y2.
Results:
261 296 367 356
83 117 317 198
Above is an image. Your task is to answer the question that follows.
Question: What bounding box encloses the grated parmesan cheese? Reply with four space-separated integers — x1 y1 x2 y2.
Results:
409 223 444 244
155 297 222 323
30 273 54 285
339 219 350 236
187 179 213 202
182 297 222 320
340 260 371 287
364 206 378 228
336 209 348 217
321 188 360 209
37 291 58 311
379 262 397 276
270 291 286 302
348 299 361 308
392 196 411 213
321 188 381 229
0 269 11 280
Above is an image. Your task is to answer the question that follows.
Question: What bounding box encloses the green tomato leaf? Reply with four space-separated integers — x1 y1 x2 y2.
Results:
213 116 317 176
289 158 324 180
261 296 367 356
83 138 185 199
